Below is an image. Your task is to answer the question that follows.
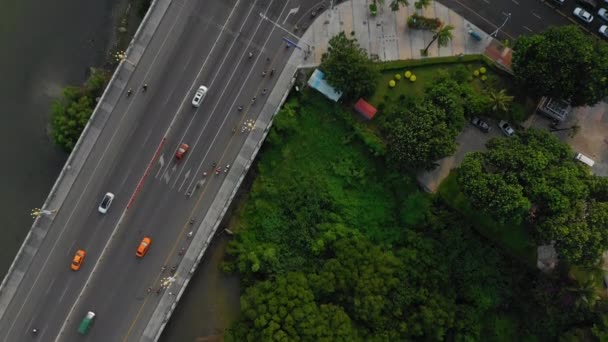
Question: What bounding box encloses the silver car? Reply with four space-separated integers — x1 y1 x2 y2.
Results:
574 7 594 23
600 25 608 38
191 85 208 108
98 192 114 214
598 8 608 21
498 120 515 137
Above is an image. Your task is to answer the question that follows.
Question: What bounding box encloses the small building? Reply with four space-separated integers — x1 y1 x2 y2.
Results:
536 97 571 122
354 98 377 120
307 69 342 102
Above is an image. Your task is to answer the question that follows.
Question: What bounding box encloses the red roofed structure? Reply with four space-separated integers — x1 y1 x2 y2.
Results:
354 98 377 120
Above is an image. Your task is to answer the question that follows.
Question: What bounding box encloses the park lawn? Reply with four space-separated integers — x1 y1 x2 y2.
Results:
369 58 537 123
369 61 487 106
438 171 537 268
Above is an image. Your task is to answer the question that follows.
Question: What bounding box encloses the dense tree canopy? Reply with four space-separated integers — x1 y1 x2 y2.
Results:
385 78 465 171
458 129 608 264
512 25 608 106
50 68 109 151
320 32 379 100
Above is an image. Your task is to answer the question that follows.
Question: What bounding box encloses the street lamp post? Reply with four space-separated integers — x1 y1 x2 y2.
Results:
490 13 511 38
30 208 57 219
259 12 312 59
113 50 135 66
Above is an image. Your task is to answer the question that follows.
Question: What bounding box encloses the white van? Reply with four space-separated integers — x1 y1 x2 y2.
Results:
575 152 595 167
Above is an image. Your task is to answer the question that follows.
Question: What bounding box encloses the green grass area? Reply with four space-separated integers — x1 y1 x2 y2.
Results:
369 57 537 123
437 171 537 267
248 93 425 246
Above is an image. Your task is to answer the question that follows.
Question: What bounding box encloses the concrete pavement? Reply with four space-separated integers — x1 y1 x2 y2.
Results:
299 0 496 66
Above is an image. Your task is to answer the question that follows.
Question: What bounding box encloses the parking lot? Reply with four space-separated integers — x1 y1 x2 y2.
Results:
418 100 608 192
525 100 608 177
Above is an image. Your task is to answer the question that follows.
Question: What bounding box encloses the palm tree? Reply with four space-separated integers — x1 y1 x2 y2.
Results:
488 89 514 113
390 0 409 11
567 275 600 310
415 0 432 9
422 24 453 56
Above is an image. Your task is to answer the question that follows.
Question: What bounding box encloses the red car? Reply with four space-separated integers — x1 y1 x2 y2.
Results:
175 143 189 160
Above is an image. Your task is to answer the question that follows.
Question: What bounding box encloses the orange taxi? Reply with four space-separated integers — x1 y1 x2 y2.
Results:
71 249 86 271
136 237 152 258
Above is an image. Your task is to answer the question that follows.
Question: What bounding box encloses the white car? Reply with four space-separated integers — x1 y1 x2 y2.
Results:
574 7 594 23
498 120 515 137
98 192 114 214
191 85 208 108
600 25 608 38
599 8 608 21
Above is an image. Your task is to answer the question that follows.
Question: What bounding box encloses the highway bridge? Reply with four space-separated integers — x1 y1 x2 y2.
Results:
0 0 322 340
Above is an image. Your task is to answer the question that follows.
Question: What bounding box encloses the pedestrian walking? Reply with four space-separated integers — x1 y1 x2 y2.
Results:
142 83 148 91
262 88 267 95
262 71 266 77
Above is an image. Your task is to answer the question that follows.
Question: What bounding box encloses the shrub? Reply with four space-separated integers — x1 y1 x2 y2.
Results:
405 70 412 78
389 80 396 87
395 74 401 80
450 65 470 83
407 14 442 31
481 75 487 81
410 75 417 82
473 70 480 77
479 67 487 74
508 102 527 122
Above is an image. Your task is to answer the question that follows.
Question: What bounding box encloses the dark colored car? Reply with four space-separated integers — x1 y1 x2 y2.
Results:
470 116 490 133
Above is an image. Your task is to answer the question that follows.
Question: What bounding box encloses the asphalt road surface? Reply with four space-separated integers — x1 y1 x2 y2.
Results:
438 0 608 39
0 0 319 341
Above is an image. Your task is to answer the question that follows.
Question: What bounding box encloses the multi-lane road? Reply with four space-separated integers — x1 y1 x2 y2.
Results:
0 0 316 340
2 0 605 341
438 0 608 39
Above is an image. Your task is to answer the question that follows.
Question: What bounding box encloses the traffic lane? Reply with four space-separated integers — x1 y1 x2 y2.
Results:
0 66 164 341
1 0 240 340
159 0 285 190
51 0 254 338
93 182 211 341
64 1 293 338
436 0 571 38
556 1 607 38
0 0 206 336
42 1 237 339
64 188 195 341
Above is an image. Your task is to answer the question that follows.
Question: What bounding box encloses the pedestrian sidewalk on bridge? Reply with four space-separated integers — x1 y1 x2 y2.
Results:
296 0 507 67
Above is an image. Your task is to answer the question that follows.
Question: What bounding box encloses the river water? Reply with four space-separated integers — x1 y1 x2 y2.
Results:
0 0 239 339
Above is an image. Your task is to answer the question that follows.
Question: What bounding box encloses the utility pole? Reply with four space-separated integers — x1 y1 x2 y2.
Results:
259 12 312 58
490 12 511 38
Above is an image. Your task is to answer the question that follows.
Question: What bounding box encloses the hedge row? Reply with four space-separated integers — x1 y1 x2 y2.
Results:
376 54 513 77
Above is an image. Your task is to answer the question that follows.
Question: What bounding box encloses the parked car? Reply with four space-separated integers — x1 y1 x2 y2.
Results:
551 0 566 5
470 117 490 132
574 7 594 23
600 25 608 37
98 192 114 214
498 120 515 137
191 85 208 108
175 143 189 160
599 8 608 20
